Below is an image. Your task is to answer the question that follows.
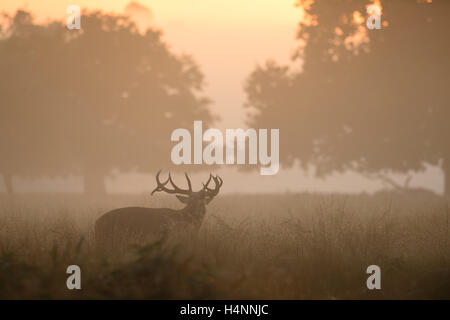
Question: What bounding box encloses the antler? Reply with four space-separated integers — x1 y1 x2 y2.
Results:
151 170 193 195
151 170 222 198
203 174 223 197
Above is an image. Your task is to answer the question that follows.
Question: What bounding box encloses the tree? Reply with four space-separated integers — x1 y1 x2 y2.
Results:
0 10 69 194
0 10 213 194
244 0 450 196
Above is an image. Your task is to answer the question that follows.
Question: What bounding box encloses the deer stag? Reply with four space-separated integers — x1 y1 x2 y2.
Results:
95 170 223 244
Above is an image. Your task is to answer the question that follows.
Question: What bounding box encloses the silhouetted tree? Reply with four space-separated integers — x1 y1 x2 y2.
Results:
0 10 213 194
245 0 450 196
0 11 68 194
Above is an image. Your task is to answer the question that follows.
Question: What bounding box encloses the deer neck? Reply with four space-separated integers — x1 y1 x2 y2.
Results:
181 201 206 226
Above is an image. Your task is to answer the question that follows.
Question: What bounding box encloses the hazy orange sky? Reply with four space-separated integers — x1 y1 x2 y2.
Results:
1 1 443 194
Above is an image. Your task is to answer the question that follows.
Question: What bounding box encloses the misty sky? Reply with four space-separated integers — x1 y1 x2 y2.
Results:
1 0 444 194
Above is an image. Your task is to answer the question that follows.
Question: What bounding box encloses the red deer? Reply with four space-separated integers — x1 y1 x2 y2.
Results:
95 170 223 245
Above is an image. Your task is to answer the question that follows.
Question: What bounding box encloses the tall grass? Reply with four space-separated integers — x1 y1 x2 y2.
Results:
0 192 448 299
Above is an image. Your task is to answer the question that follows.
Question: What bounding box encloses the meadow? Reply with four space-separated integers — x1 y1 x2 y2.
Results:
0 191 448 299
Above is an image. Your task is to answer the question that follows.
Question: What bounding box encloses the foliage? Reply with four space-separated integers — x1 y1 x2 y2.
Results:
0 193 448 299
244 0 450 194
0 10 213 194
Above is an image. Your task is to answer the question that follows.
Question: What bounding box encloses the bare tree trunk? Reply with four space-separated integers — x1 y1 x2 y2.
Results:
83 167 106 196
3 172 13 194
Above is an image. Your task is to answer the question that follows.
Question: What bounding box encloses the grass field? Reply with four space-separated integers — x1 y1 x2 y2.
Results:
0 191 449 299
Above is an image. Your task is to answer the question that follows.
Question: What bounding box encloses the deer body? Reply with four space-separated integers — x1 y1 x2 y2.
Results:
95 204 205 238
95 171 222 244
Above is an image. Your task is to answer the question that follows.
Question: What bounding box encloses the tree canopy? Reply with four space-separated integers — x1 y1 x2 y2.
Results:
0 10 214 194
244 0 450 195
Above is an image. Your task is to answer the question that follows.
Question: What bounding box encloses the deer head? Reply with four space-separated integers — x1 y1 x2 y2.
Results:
151 170 223 225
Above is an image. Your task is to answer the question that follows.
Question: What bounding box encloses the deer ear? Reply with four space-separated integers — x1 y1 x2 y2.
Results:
176 195 190 204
